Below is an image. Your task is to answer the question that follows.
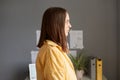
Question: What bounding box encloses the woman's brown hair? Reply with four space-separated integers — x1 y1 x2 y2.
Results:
37 7 68 52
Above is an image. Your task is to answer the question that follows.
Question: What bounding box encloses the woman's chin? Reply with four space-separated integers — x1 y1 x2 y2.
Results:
65 33 68 37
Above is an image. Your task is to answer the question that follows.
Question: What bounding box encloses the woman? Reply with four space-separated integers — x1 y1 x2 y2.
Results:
36 7 77 80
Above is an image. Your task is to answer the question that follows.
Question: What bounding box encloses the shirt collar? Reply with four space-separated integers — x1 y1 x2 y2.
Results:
45 40 57 46
44 40 62 49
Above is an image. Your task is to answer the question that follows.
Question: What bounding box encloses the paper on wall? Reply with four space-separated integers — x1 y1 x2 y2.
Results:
69 50 77 57
29 64 37 80
36 30 41 45
69 30 84 49
31 50 38 63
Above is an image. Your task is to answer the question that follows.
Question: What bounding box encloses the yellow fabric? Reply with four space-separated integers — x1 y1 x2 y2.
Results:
36 40 77 80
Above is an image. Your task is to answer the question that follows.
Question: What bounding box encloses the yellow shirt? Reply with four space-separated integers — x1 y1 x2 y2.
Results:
36 40 77 80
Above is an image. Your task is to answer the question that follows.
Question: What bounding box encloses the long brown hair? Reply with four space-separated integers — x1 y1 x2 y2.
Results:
37 7 68 52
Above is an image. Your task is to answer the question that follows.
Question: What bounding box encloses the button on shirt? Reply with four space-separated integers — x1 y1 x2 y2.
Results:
36 40 77 80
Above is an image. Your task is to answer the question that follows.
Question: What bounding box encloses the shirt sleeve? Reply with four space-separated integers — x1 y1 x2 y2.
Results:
44 47 65 80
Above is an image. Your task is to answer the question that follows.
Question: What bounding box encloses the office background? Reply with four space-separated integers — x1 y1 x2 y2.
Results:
0 0 120 80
